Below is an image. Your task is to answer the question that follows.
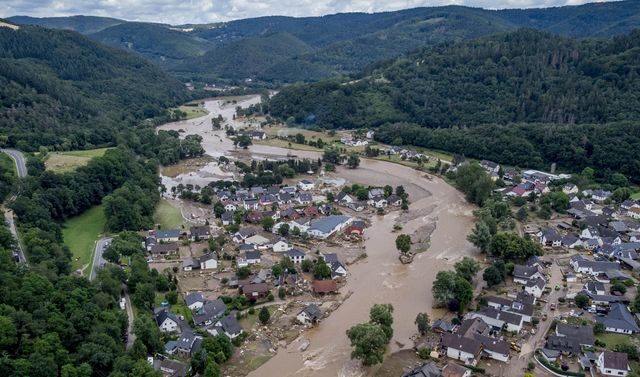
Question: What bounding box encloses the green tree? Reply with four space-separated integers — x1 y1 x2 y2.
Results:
347 153 360 169
467 221 492 252
322 147 341 164
610 281 627 295
574 293 589 308
369 304 394 341
237 266 251 279
516 206 528 222
259 307 270 325
454 257 480 282
261 217 275 231
301 259 314 272
395 234 411 254
313 260 332 279
346 323 388 366
415 312 430 336
278 224 290 236
483 266 504 287
203 360 222 377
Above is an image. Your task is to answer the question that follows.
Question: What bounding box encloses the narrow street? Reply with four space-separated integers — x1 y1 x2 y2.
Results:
507 259 564 376
89 237 112 281
124 288 136 350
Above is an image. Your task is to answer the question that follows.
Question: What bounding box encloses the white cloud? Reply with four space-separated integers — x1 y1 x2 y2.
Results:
0 0 617 24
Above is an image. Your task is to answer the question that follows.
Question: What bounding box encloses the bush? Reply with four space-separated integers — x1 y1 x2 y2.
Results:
248 307 255 315
267 293 274 301
417 348 431 360
595 339 606 347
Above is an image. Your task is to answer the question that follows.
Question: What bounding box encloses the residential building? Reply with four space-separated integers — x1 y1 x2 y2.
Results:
245 251 261 265
486 296 534 322
524 278 546 298
287 249 306 263
272 238 291 252
468 308 523 333
297 179 315 191
555 323 594 348
308 215 352 239
596 303 640 334
512 265 544 284
184 292 204 311
387 194 402 206
182 258 198 271
441 333 482 365
164 330 202 358
153 358 190 377
597 351 630 377
442 362 471 377
150 243 179 257
297 304 322 326
240 283 270 300
155 310 180 333
199 253 218 270
312 279 338 294
193 299 227 326
189 226 211 241
402 362 442 377
156 229 180 243
211 315 243 339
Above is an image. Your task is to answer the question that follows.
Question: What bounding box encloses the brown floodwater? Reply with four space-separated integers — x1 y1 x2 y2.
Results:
158 96 478 377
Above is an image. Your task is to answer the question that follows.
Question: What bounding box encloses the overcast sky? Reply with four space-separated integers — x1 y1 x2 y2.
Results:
1 0 616 25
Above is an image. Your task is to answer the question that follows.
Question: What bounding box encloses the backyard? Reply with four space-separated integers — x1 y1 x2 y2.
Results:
154 199 186 230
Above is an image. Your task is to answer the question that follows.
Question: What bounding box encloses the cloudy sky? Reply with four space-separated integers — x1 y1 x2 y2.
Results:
1 0 616 25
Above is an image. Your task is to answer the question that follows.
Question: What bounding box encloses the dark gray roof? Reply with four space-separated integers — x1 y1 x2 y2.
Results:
193 299 227 325
155 309 179 327
556 323 594 346
601 351 629 371
184 292 204 306
431 319 455 332
218 315 242 336
475 334 509 355
245 251 261 260
513 265 540 280
300 304 322 319
477 307 522 326
402 362 441 377
546 335 581 354
287 249 305 258
596 303 640 333
156 229 180 238
442 333 482 355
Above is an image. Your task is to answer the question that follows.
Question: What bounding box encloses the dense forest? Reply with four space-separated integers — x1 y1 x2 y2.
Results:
269 29 640 179
0 25 190 151
9 0 640 83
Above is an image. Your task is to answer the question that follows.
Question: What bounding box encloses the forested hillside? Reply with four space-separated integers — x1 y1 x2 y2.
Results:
6 15 124 34
0 26 189 151
90 22 213 67
172 32 319 81
269 29 640 180
10 1 640 83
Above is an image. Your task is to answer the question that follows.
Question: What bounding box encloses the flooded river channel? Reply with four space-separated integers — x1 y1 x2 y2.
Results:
158 96 478 377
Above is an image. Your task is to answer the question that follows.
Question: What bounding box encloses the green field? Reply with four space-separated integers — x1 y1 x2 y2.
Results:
154 199 186 229
45 148 111 173
632 192 640 200
173 103 208 120
596 333 634 348
63 205 106 272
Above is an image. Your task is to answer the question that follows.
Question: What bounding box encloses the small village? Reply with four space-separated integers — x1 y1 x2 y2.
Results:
139 172 410 376
400 160 640 377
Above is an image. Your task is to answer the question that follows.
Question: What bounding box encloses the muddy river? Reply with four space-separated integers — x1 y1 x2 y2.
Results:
158 96 478 377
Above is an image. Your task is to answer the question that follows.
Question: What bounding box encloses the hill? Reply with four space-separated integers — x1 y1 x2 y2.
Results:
268 29 640 179
0 25 189 151
8 1 640 83
172 32 319 81
7 15 124 34
90 22 213 67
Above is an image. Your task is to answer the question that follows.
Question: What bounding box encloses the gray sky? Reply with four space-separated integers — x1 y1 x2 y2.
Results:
1 0 616 25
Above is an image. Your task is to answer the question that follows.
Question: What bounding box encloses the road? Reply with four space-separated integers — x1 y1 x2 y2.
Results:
89 237 112 281
1 148 27 264
124 287 136 350
508 260 564 377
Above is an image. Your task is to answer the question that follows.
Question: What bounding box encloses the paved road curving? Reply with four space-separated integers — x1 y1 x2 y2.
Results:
1 148 28 264
89 237 112 281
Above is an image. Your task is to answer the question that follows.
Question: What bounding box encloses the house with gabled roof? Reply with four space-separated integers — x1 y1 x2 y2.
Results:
596 303 640 334
193 299 227 327
441 333 482 365
211 315 243 339
184 292 204 311
597 351 630 377
155 309 181 333
297 304 322 326
512 265 544 285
